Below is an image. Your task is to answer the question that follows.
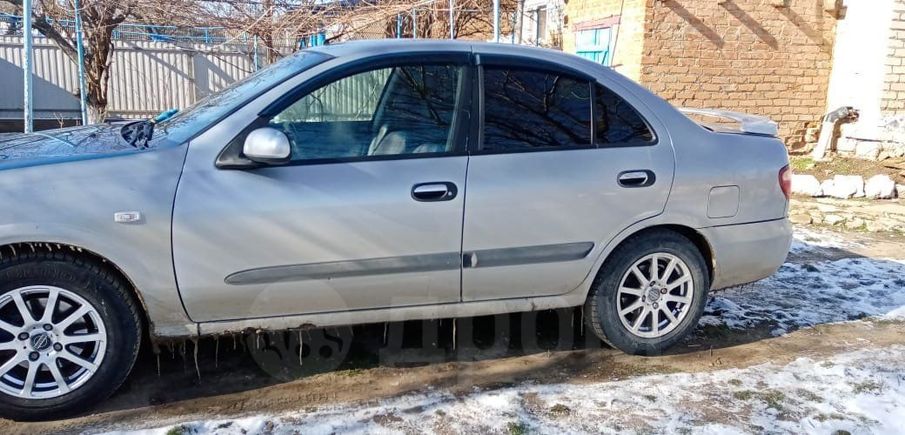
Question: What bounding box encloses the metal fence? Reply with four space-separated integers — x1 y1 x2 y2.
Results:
0 35 275 120
106 40 261 118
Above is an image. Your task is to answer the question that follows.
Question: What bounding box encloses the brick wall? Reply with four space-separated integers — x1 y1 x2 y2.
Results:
882 0 905 115
563 0 839 149
562 0 646 81
641 0 838 148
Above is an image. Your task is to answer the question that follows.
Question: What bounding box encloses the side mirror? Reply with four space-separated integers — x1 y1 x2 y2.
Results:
242 127 291 165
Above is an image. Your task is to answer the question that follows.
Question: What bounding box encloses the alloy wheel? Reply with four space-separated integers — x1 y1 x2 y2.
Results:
616 253 695 339
0 286 107 399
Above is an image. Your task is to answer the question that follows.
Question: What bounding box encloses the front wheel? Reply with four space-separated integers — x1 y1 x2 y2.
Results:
584 230 709 356
0 251 142 421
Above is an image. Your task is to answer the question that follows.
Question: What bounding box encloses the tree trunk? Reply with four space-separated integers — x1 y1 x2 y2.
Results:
83 18 114 123
87 104 107 124
85 61 110 123
262 0 276 64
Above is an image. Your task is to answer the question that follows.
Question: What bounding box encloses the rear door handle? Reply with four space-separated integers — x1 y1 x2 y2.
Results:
412 182 458 202
618 170 656 188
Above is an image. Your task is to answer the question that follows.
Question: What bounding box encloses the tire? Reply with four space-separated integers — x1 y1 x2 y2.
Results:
584 229 709 356
0 250 142 421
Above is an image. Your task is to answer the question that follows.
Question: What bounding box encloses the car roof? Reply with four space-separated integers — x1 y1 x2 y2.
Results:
309 39 585 65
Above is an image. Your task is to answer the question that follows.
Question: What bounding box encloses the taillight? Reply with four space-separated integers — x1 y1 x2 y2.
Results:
779 165 792 199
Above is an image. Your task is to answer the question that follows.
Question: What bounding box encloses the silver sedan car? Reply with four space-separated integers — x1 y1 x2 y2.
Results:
0 40 792 420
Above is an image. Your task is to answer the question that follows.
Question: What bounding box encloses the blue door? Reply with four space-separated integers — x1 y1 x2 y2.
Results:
575 28 613 66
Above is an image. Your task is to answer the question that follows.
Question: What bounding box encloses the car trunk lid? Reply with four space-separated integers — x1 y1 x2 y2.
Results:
679 107 778 137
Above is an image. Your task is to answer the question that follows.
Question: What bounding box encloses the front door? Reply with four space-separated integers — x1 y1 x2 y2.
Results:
173 60 471 322
461 61 674 301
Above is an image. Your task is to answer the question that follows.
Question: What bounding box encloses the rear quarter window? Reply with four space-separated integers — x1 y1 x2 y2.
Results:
594 84 656 146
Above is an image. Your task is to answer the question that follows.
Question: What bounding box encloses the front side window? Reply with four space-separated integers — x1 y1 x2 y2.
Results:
482 67 592 152
267 63 463 162
594 84 655 146
274 68 389 124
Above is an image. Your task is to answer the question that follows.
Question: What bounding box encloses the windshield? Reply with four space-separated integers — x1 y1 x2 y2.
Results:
151 50 331 145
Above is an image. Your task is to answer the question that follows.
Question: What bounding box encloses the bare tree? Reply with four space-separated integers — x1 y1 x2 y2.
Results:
3 0 141 122
327 0 518 41
169 0 348 65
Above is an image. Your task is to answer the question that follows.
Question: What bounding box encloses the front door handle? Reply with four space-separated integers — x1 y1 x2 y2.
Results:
618 170 656 188
412 182 458 202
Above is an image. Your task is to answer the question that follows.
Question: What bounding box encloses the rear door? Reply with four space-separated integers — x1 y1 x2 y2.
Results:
461 58 675 301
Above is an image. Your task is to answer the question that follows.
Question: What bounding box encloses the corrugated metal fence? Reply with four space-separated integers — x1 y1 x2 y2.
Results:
0 35 265 120
277 68 392 122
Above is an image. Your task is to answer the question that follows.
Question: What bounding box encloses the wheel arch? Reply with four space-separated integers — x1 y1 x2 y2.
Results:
591 223 715 291
651 224 714 283
0 241 152 340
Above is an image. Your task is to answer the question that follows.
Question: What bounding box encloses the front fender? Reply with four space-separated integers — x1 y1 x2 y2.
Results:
0 145 195 338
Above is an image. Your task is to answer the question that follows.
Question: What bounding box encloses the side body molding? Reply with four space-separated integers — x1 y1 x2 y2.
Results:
224 242 595 287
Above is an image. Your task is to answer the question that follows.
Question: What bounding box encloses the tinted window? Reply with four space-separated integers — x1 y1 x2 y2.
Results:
267 64 462 162
594 84 655 145
275 68 389 123
482 67 591 151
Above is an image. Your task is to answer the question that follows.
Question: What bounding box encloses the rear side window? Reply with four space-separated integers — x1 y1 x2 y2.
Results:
482 67 592 151
594 84 655 146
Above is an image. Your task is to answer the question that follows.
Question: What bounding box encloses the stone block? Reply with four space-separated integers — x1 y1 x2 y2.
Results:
824 214 845 225
854 141 882 160
882 141 905 158
789 213 812 225
844 217 865 230
865 174 897 199
824 175 865 199
836 137 857 154
866 218 895 232
791 174 822 197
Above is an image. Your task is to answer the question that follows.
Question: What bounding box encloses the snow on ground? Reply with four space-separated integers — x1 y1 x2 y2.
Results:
700 257 905 335
884 306 905 320
117 346 905 435
700 229 905 335
789 227 856 254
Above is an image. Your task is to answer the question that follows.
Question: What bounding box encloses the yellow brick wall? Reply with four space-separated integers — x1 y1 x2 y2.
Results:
564 0 839 148
641 0 838 147
882 0 905 114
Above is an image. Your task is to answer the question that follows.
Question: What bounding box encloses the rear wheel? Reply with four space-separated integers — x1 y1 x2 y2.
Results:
585 230 708 355
0 251 142 421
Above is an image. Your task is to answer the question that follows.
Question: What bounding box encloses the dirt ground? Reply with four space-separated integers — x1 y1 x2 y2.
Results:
1 227 904 434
